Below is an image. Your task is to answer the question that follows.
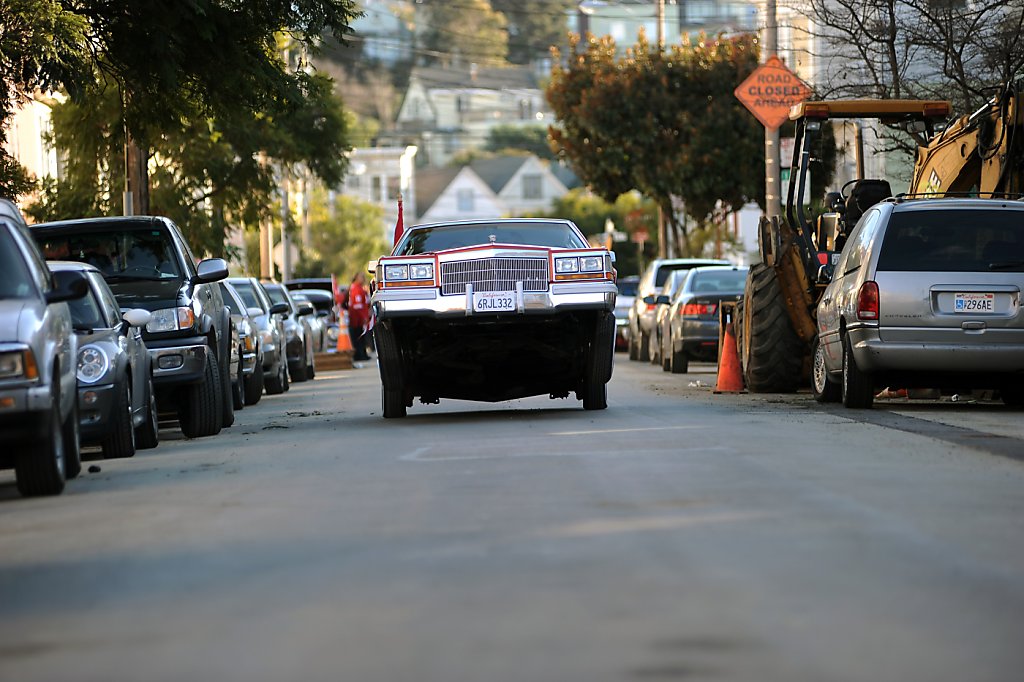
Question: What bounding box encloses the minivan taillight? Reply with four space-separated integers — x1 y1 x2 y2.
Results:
857 281 879 320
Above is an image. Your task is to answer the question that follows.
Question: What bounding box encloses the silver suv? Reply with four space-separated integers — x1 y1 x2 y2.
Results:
814 197 1024 408
0 200 89 496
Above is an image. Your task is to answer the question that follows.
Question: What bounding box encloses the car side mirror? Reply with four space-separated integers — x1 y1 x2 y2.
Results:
816 264 834 285
297 301 315 316
317 310 329 318
122 308 153 328
269 302 289 315
195 258 229 284
46 270 89 304
642 295 656 305
246 306 264 318
655 295 670 306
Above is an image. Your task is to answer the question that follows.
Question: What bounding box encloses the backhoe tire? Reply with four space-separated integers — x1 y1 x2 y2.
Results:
740 263 804 393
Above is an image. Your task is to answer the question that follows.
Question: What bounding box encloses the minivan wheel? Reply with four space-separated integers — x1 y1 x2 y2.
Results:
812 336 841 403
841 338 874 409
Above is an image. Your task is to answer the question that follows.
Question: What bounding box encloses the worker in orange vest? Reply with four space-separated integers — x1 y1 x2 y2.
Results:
346 271 371 362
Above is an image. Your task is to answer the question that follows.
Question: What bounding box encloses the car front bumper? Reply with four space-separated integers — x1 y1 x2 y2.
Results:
146 337 210 386
77 382 118 442
373 282 616 320
848 325 1024 373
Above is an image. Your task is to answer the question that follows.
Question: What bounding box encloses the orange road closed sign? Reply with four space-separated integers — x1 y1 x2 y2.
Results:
734 55 812 131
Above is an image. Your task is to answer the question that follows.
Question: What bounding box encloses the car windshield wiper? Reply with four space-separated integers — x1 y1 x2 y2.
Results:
988 260 1024 270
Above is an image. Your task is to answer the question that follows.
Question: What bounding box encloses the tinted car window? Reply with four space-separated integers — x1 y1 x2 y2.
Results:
219 284 241 315
398 222 587 255
38 229 182 280
264 285 288 306
690 270 747 291
0 228 36 299
876 209 1024 272
230 281 265 311
67 287 106 329
655 264 698 287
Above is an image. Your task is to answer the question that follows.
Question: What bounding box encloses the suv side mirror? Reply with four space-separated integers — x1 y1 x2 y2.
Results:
195 258 229 284
269 302 289 315
46 270 89 304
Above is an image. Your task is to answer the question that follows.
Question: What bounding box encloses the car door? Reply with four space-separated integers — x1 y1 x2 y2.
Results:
94 272 147 419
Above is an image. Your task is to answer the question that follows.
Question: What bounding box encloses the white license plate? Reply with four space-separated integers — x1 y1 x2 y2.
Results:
473 291 515 313
953 292 995 313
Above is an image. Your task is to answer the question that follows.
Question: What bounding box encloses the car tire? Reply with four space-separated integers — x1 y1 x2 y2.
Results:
232 356 245 411
102 382 137 458
661 334 672 371
220 349 234 428
178 352 224 438
136 375 160 450
670 349 689 374
15 379 66 496
811 335 841 403
376 321 407 418
244 360 264 405
63 395 82 480
628 325 640 361
638 329 651 362
648 328 660 365
306 343 316 380
740 263 804 393
282 362 290 392
264 359 286 395
292 340 310 382
841 337 874 409
582 312 614 410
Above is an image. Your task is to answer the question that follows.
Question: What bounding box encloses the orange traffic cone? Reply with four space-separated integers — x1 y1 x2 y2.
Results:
714 321 745 393
336 325 353 353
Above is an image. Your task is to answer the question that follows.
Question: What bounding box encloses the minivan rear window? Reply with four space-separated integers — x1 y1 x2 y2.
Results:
877 210 1024 272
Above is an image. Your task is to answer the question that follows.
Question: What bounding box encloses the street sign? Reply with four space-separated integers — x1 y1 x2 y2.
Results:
631 229 649 244
734 56 812 131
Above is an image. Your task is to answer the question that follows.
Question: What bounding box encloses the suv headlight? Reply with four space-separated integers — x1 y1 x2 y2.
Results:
147 307 196 333
77 345 110 384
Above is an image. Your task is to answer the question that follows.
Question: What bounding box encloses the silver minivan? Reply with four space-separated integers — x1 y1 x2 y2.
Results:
814 198 1024 408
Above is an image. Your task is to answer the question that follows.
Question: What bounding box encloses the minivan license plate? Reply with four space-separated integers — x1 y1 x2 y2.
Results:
954 293 994 313
474 291 515 312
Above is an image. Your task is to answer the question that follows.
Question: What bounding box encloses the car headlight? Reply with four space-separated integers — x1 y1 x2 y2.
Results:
410 263 434 280
555 257 579 273
77 345 110 384
580 256 604 272
146 306 195 333
0 350 37 380
385 264 409 281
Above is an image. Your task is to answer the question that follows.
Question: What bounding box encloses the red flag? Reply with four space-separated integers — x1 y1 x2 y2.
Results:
392 194 404 248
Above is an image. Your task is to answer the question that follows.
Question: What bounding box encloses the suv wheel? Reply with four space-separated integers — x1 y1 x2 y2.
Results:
136 375 160 449
841 338 874 409
178 352 224 438
811 336 841 403
102 382 137 458
15 379 66 496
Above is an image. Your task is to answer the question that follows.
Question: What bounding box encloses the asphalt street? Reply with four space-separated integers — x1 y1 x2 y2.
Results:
1 357 1023 682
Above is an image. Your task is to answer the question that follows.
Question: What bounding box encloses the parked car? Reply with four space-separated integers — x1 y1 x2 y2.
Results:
0 199 89 496
372 218 617 417
647 268 691 366
289 291 326 353
33 216 233 436
627 258 731 361
289 289 336 351
51 261 159 457
613 275 639 351
219 282 262 409
814 197 1024 408
661 265 748 374
226 277 289 395
263 282 316 382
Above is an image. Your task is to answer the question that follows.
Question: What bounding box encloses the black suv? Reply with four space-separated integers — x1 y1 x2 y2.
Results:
33 217 232 438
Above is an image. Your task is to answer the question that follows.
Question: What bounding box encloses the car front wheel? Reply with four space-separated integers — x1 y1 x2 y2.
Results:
102 382 137 458
15 379 66 496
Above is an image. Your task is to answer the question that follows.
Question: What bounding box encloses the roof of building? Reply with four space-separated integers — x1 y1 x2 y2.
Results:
414 166 463 217
469 156 531 194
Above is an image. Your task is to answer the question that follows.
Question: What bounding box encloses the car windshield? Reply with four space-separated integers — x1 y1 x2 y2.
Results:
229 281 264 311
397 221 587 255
67 288 106 330
37 229 182 280
0 229 35 299
690 270 747 292
877 209 1024 272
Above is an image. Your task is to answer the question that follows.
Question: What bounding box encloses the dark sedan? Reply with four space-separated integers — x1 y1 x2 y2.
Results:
661 265 748 374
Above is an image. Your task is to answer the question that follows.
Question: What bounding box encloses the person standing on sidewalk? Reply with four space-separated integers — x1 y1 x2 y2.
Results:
346 271 371 362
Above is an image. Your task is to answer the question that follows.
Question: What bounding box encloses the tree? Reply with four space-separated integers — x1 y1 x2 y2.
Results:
295 192 389 282
485 125 556 160
419 0 509 66
0 0 359 199
548 32 765 255
491 0 576 65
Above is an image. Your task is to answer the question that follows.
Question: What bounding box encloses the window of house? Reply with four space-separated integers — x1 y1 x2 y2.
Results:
347 175 360 190
522 174 542 200
457 188 474 212
387 176 401 201
371 176 382 202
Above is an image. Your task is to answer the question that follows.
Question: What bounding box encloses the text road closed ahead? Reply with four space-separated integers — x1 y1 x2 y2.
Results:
734 55 812 131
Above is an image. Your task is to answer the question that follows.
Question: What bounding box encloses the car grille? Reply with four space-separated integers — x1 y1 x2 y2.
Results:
440 257 549 295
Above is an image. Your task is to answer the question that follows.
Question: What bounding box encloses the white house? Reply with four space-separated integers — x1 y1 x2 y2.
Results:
471 155 571 217
415 166 504 224
343 145 418 243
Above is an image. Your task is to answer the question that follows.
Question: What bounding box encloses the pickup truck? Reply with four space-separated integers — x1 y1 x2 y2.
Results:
32 216 232 438
0 200 89 496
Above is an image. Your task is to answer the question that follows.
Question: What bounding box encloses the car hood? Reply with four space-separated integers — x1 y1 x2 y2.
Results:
107 278 186 310
0 299 28 343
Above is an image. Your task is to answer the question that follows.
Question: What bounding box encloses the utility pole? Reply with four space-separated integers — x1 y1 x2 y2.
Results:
258 152 272 279
656 0 668 257
764 0 782 220
281 175 292 282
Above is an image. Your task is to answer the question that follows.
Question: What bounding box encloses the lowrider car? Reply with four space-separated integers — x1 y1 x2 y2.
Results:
371 219 617 417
